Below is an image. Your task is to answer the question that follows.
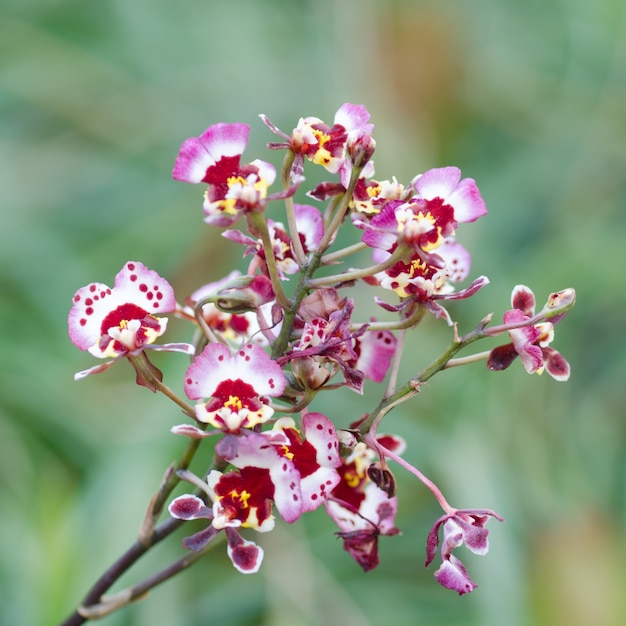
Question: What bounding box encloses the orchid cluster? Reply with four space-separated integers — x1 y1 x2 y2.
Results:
63 103 575 624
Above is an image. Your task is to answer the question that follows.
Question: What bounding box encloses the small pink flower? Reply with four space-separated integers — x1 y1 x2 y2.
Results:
68 262 191 379
184 343 286 431
488 285 570 380
325 435 405 571
425 509 503 595
261 103 373 181
168 486 266 574
172 122 277 227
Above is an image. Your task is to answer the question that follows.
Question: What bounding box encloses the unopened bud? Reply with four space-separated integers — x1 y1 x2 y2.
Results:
348 133 376 168
367 462 396 497
543 287 576 323
213 275 274 314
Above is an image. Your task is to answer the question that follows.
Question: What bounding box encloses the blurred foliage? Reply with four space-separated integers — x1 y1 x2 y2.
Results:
1 0 625 625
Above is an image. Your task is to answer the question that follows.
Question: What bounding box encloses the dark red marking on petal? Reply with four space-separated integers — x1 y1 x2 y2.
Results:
100 302 149 335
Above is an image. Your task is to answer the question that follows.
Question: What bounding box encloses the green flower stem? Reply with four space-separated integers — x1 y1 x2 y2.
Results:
270 165 364 359
358 321 489 435
385 327 407 398
247 212 291 310
350 302 426 333
59 515 185 626
148 432 207 526
316 163 363 255
322 194 342 227
321 241 368 264
193 298 222 345
281 152 307 267
61 435 213 626
446 350 491 368
75 534 222 621
129 353 195 419
307 243 410 289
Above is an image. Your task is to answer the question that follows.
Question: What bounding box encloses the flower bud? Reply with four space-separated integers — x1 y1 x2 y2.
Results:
347 132 376 168
213 275 274 314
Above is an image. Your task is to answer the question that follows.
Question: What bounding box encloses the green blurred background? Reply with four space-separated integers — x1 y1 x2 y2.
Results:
1 0 625 624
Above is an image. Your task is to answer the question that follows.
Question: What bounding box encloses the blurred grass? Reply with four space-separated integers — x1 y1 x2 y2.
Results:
1 0 625 624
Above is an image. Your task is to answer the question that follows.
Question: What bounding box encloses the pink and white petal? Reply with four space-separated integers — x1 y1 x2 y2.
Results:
361 204 400 250
184 343 237 400
182 525 218 552
168 494 212 520
438 239 471 283
145 342 195 355
170 424 216 438
172 136 218 183
295 204 324 250
511 284 536 316
457 517 490 555
249 158 276 186
68 282 117 350
113 262 176 314
358 483 398 532
258 113 290 140
434 555 478 595
199 122 250 161
376 433 407 456
356 329 397 382
445 177 487 223
440 519 465 556
231 344 286 397
412 167 461 201
225 529 264 574
543 347 570 381
302 412 341 469
173 123 248 183
325 499 363 532
270 460 305 523
517 340 544 374
221 230 257 246
300 466 341 512
73 358 119 381
334 103 373 134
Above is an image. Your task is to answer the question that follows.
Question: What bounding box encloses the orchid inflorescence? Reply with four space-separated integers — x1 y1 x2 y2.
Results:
63 103 575 623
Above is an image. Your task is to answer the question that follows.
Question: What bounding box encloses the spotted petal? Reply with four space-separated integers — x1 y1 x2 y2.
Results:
184 343 286 401
68 261 176 355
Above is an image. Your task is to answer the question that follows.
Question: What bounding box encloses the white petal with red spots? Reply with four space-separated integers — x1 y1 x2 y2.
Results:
68 261 175 355
184 343 286 401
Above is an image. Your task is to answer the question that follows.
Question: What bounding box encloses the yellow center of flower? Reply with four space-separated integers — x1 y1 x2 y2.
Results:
224 395 243 411
280 445 294 461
